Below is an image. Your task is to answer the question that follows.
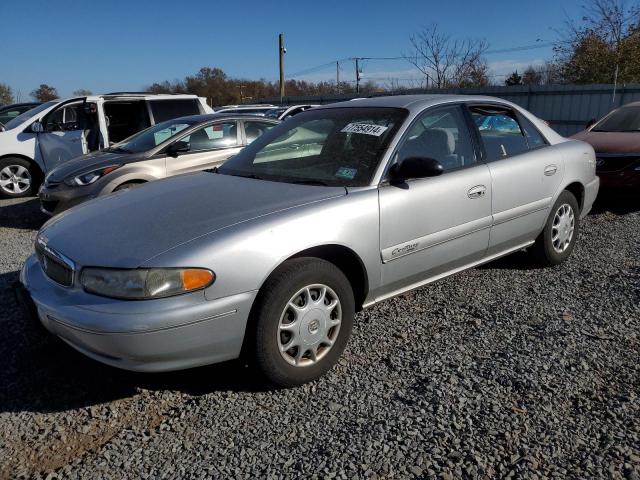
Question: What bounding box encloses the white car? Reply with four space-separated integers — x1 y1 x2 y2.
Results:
0 93 213 197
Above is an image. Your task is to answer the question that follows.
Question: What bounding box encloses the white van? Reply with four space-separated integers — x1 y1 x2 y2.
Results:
0 93 213 197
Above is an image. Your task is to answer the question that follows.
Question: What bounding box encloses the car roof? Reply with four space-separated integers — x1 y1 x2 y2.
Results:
317 94 516 113
168 113 281 124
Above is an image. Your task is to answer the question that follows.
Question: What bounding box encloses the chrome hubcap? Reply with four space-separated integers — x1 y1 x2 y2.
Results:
0 165 31 194
278 284 342 367
551 203 575 253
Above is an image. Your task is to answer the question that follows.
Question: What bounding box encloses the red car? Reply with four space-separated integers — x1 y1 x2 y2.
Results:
572 101 640 189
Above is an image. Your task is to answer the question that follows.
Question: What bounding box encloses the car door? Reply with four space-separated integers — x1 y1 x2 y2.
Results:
164 121 242 176
377 104 492 299
467 104 564 255
37 101 86 171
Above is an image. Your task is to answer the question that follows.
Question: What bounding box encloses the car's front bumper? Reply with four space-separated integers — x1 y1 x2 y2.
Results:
38 183 97 216
582 176 600 218
20 254 257 372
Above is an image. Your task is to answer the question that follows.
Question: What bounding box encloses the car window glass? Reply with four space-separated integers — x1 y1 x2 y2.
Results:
220 107 407 187
112 119 195 153
149 99 200 123
244 121 276 144
180 122 238 151
517 114 547 150
395 105 475 172
3 101 55 130
45 103 82 132
592 105 640 132
471 108 529 161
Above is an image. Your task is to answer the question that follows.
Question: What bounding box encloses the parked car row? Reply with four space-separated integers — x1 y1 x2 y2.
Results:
17 94 600 387
0 93 213 197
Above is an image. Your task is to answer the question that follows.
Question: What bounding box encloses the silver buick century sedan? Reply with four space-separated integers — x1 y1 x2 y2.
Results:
20 95 599 386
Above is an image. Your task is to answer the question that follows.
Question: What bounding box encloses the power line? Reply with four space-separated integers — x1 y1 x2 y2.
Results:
289 40 563 79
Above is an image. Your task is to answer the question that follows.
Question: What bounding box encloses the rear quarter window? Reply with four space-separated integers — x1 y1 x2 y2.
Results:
149 99 201 123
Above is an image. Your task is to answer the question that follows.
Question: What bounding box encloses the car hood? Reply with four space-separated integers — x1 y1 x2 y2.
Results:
572 130 640 153
46 150 147 183
39 173 346 268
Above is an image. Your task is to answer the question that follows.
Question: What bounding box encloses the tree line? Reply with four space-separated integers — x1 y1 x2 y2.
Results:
1 0 638 106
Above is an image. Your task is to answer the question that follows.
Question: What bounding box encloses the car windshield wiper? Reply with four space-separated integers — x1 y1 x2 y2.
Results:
289 179 330 186
226 172 265 180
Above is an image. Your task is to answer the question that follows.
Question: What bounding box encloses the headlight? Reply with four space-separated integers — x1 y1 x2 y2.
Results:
80 267 215 299
64 165 121 186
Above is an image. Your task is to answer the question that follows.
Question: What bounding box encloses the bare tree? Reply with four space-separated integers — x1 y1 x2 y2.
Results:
0 83 13 105
404 24 489 88
72 89 92 96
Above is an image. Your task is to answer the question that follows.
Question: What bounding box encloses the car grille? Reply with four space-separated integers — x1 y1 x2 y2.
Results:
595 155 640 173
35 243 73 287
40 199 59 214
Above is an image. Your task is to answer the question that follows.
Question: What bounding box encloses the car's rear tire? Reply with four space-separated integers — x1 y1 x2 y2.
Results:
252 257 354 387
0 157 38 198
531 190 580 266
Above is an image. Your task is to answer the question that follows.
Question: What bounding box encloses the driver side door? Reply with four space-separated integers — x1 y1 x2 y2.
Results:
377 104 493 299
37 101 86 171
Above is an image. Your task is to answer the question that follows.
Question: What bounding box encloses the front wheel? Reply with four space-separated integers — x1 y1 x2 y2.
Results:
252 258 355 387
531 190 580 266
0 158 37 198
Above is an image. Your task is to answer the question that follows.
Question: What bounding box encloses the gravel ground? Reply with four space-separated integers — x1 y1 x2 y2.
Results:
0 194 638 479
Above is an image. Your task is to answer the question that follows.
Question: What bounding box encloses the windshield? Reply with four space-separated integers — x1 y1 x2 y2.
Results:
592 106 640 132
3 101 56 130
219 107 407 186
108 118 198 154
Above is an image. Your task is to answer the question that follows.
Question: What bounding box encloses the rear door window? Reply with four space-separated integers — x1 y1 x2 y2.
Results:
179 122 239 151
470 107 529 161
517 114 548 150
149 99 201 123
244 121 276 144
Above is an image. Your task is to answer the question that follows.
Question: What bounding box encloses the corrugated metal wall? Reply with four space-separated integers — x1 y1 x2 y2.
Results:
257 84 640 137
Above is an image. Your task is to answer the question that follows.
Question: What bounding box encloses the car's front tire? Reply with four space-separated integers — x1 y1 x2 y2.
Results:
531 190 580 266
0 157 38 198
252 258 354 387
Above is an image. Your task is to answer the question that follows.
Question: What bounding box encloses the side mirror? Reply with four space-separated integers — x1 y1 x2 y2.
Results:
30 121 44 133
586 118 597 129
166 140 190 157
390 156 444 183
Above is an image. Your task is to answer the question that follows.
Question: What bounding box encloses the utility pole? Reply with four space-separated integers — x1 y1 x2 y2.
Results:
279 33 286 104
336 61 340 94
355 58 361 94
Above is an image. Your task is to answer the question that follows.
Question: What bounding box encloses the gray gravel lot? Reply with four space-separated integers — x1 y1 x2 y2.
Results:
0 194 638 479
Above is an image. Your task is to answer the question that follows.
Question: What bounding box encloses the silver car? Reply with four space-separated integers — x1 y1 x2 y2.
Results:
38 114 279 215
20 95 599 386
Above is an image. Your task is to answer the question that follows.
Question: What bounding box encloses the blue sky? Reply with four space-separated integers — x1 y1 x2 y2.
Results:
1 0 584 99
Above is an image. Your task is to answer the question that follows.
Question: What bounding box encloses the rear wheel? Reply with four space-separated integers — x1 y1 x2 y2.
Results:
531 190 580 266
252 258 354 387
0 158 37 198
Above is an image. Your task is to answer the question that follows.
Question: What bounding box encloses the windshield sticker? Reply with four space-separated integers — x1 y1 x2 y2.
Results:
341 123 388 136
335 167 357 180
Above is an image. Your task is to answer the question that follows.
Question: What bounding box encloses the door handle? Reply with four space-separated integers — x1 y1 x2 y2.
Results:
467 185 486 199
544 164 558 176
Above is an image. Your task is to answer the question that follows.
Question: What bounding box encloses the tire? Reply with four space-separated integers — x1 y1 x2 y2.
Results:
0 157 38 198
252 257 355 387
114 181 144 192
531 190 580 266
